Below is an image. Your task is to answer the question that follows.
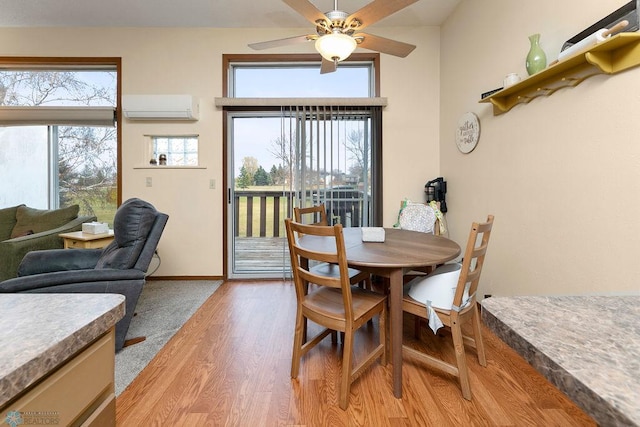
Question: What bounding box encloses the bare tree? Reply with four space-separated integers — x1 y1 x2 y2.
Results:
241 156 259 180
0 71 115 107
58 126 117 212
268 133 299 188
345 129 369 184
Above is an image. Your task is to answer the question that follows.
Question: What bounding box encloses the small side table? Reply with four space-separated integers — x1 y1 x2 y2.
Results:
59 230 114 249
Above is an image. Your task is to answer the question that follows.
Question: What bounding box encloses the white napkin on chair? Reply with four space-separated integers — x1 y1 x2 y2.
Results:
426 300 444 333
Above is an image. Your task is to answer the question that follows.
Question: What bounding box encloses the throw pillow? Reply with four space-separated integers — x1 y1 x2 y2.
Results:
0 205 24 241
397 201 436 234
10 205 79 239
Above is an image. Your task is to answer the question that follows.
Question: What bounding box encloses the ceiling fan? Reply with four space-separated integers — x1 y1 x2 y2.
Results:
248 0 419 74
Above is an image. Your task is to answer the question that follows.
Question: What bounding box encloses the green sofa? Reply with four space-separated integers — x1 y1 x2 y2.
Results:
0 204 96 281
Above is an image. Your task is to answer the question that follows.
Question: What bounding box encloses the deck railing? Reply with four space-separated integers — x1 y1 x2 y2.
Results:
234 189 370 237
234 190 293 238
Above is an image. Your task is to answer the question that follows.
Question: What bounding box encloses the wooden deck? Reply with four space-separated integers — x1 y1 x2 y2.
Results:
234 236 291 272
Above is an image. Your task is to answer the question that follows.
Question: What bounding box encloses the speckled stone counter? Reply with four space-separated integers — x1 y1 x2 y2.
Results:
0 294 125 408
482 296 640 427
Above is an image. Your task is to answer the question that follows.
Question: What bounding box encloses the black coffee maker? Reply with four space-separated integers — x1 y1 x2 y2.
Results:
425 177 447 213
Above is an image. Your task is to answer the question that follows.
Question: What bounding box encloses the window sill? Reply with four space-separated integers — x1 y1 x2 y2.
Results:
134 165 206 169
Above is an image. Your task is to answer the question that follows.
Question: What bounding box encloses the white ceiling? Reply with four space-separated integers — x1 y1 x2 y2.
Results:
0 0 460 28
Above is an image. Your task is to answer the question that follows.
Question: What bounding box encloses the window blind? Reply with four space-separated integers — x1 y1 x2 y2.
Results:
282 103 382 227
0 106 116 126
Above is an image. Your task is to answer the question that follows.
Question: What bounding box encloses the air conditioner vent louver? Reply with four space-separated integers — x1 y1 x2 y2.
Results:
122 95 199 120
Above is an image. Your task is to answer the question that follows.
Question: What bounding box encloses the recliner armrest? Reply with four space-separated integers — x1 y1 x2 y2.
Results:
18 249 102 276
0 268 145 293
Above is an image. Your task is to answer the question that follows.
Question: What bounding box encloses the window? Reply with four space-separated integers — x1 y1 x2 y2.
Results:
150 135 199 166
230 62 373 97
0 60 119 224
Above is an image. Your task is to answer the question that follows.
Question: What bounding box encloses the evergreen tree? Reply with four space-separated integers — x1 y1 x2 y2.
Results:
269 164 287 186
254 165 271 185
236 165 251 189
269 165 279 185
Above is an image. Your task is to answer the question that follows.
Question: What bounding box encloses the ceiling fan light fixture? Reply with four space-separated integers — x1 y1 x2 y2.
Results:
315 33 357 62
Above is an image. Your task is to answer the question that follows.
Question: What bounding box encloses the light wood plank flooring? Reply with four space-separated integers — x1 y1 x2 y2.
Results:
115 281 596 426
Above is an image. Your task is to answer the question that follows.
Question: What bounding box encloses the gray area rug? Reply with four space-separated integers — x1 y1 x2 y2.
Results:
114 279 223 395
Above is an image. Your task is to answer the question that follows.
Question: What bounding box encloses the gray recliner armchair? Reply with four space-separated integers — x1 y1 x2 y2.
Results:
0 198 169 351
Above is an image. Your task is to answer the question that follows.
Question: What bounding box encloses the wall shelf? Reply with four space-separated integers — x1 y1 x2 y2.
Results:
479 32 640 115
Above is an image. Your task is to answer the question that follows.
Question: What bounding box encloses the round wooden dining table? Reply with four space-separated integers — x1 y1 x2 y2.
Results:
299 227 461 398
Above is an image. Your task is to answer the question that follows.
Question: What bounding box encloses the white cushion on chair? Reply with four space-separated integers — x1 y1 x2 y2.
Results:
407 262 467 310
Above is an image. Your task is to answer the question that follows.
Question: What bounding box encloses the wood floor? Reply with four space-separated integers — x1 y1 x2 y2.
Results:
115 281 596 426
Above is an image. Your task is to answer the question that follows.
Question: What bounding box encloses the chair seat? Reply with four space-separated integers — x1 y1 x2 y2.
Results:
303 286 387 323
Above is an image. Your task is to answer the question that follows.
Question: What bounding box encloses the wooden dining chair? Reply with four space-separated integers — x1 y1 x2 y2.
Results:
294 203 328 226
285 218 387 410
293 204 372 291
402 215 494 400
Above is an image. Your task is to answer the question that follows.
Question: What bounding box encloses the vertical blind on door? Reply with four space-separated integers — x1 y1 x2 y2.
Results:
280 104 382 228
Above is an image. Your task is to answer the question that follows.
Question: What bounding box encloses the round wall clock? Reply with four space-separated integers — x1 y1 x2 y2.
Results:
455 112 480 154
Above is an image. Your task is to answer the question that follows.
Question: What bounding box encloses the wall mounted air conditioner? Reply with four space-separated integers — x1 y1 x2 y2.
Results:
122 95 199 120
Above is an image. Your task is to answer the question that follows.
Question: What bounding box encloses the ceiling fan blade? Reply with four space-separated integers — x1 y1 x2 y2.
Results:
355 33 416 57
248 34 314 51
320 58 337 74
283 0 330 26
347 0 419 31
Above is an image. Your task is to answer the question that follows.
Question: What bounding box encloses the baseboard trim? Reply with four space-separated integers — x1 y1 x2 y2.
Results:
146 275 225 281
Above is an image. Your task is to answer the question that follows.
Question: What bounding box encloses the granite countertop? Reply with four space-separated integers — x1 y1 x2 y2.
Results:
482 295 640 427
0 293 125 408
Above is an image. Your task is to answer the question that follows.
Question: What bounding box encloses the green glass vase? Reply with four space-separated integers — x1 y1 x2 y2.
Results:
526 33 547 75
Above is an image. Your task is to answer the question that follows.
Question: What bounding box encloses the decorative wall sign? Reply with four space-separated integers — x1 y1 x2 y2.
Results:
455 112 480 154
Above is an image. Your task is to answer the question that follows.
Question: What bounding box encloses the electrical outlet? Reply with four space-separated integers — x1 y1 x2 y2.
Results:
146 177 152 187
209 179 215 189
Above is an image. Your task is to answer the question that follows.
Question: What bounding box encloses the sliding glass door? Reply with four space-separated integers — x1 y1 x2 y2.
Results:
228 113 291 278
227 107 379 278
224 55 382 279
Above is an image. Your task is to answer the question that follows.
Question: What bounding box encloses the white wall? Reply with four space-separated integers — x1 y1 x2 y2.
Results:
440 0 640 296
0 25 441 277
